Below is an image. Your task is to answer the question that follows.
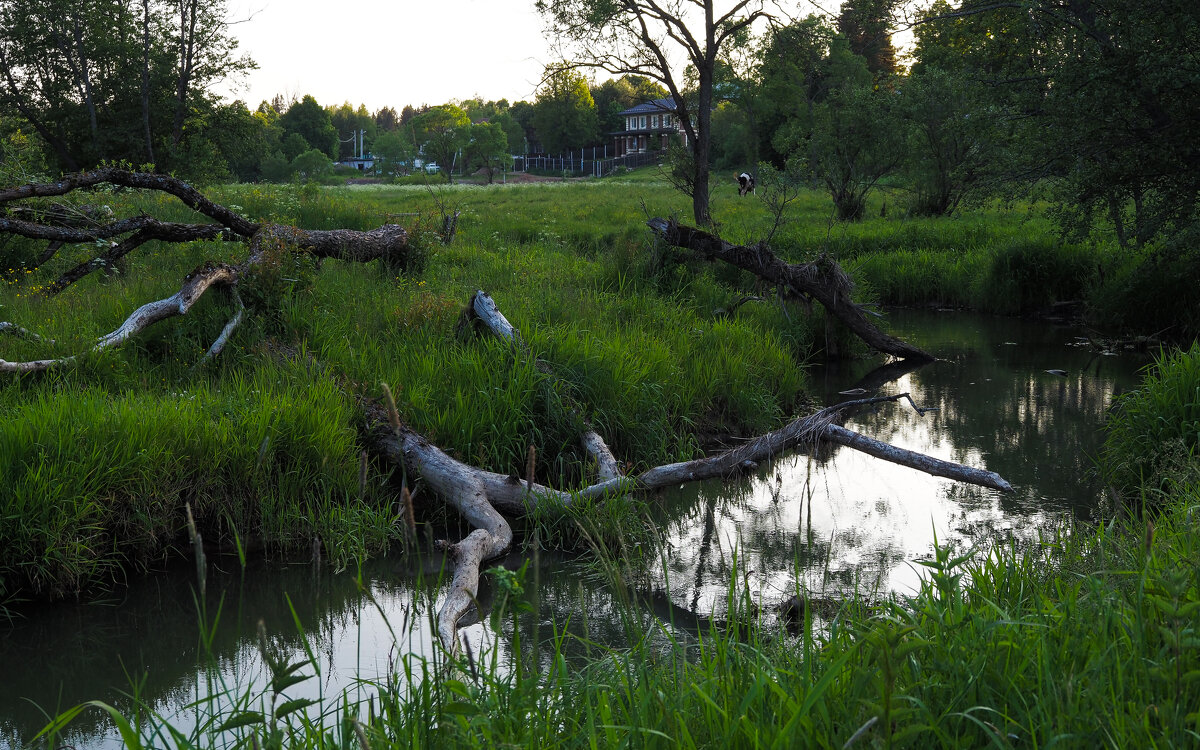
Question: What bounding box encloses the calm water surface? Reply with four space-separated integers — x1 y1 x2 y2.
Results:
0 310 1147 747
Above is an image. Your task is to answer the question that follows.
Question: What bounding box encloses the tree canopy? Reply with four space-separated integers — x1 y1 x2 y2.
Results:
532 68 598 155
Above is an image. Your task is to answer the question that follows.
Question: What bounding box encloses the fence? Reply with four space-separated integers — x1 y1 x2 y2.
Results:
514 150 663 177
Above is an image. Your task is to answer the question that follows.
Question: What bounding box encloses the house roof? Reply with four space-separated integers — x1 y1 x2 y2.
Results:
617 97 678 116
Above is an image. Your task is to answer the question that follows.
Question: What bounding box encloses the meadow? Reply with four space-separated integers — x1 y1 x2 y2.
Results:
3 168 1198 747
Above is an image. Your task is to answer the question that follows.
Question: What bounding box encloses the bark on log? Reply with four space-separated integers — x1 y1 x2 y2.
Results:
647 217 934 361
364 386 1012 655
0 171 419 370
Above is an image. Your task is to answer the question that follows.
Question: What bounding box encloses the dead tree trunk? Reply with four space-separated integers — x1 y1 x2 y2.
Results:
647 217 934 361
368 292 1009 658
0 170 415 372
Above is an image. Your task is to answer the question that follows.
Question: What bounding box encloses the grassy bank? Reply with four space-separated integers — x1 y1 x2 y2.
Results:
2 171 1190 602
0 174 817 603
36 343 1200 748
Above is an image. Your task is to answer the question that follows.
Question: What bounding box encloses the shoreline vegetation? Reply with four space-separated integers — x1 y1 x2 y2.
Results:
3 170 1198 746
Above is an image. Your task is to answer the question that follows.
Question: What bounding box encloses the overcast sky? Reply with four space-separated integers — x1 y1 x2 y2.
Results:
220 0 556 112
218 1 911 114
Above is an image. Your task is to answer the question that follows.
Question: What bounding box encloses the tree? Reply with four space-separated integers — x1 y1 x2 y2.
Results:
897 67 998 215
279 95 338 160
465 121 509 183
536 0 774 225
411 104 470 182
372 128 415 178
531 68 598 155
0 0 253 176
776 37 902 221
912 0 1200 249
374 106 400 132
836 0 899 78
754 16 835 168
291 148 332 181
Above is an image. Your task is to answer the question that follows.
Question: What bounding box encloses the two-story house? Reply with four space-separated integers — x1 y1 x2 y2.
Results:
612 98 689 156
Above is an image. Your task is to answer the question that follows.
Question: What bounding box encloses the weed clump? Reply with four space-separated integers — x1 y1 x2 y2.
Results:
1102 342 1200 507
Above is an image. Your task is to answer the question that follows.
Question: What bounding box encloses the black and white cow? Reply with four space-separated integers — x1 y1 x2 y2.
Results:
736 172 755 196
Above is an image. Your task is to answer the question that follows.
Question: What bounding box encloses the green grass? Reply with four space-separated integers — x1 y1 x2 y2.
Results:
34 485 1200 748
0 169 817 601
10 166 1200 748
1102 342 1200 506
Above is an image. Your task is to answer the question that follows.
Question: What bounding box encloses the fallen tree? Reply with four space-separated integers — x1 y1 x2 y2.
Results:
0 169 416 373
647 217 934 361
367 291 1011 656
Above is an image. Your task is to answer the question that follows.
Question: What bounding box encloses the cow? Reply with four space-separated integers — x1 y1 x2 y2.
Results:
736 172 755 196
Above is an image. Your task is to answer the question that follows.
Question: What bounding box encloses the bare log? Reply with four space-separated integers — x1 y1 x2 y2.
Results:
647 217 934 361
823 424 1012 492
0 263 238 374
364 387 1013 654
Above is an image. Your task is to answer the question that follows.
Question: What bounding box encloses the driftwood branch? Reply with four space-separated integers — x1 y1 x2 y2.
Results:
647 217 934 361
0 264 238 374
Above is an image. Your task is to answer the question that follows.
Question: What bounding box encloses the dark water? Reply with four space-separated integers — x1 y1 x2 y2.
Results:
0 310 1147 748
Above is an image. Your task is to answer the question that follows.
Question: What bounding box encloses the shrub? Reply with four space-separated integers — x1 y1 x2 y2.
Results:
1102 342 1200 505
974 238 1094 314
1090 249 1200 342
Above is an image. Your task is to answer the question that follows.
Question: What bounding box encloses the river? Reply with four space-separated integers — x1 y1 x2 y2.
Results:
0 310 1147 748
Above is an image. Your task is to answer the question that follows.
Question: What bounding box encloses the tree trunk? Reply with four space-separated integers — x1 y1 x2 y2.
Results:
647 218 934 361
141 0 156 164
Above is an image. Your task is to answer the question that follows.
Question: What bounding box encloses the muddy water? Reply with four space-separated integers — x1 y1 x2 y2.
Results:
0 310 1146 748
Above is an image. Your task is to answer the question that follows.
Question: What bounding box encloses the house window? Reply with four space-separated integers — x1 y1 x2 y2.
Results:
627 117 634 130
639 116 646 129
651 115 659 128
663 114 672 128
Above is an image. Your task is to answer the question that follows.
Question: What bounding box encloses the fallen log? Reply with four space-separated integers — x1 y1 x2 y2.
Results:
366 293 1009 657
0 171 418 372
646 217 934 361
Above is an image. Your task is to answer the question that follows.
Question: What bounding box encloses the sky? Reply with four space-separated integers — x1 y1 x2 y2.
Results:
217 1 915 115
220 0 558 113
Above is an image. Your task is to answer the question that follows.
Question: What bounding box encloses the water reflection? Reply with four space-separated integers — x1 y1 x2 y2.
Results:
0 311 1146 747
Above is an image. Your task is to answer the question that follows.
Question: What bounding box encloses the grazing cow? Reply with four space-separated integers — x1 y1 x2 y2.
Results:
737 172 755 196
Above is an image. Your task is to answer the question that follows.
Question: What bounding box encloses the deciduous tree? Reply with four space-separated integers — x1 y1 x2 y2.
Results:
411 104 470 182
531 68 598 155
536 0 774 225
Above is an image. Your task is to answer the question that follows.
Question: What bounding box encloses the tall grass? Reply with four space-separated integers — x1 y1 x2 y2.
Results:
35 482 1200 748
1102 342 1200 506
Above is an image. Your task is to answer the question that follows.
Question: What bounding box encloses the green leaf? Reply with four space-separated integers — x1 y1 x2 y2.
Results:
276 697 319 719
218 711 266 731
271 673 310 693
441 701 481 716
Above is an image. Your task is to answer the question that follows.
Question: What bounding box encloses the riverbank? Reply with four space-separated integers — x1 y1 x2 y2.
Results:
0 172 1188 603
5 169 1198 747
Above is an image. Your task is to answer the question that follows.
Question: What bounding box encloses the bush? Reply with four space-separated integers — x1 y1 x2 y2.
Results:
1102 342 1200 505
1090 249 1200 342
974 238 1094 314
